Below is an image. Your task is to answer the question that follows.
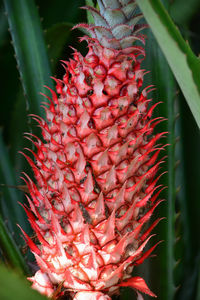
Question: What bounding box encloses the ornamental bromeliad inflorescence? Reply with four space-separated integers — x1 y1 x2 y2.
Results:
20 1 166 299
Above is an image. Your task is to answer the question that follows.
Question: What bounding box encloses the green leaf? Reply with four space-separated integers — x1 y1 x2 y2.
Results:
8 89 29 177
136 0 200 129
0 215 28 273
3 0 53 118
0 264 47 300
0 4 8 48
141 31 177 300
35 0 84 29
85 0 95 24
0 130 28 239
170 0 200 25
45 22 73 71
196 264 200 300
175 98 200 300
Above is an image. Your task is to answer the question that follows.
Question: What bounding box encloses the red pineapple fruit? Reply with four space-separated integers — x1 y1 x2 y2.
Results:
20 1 166 299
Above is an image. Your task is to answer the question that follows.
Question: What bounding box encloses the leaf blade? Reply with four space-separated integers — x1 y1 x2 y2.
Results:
0 264 47 300
140 20 177 298
136 0 200 129
0 131 28 236
3 0 53 117
0 215 28 273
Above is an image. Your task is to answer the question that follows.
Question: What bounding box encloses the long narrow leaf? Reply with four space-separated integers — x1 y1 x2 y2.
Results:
171 0 200 25
175 98 200 300
142 32 177 300
85 0 95 24
0 215 28 273
196 264 200 300
0 131 28 240
136 0 200 129
3 0 53 117
0 264 46 300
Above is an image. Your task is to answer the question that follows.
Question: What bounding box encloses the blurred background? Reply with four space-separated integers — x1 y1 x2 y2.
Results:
0 0 200 299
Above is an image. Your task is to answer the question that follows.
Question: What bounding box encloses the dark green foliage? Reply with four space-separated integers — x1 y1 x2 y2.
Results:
143 32 177 300
137 0 200 129
0 264 46 300
3 0 53 118
0 214 28 273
